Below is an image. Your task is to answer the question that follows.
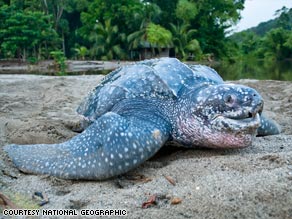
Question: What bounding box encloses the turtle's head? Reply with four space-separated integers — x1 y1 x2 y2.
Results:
174 83 263 148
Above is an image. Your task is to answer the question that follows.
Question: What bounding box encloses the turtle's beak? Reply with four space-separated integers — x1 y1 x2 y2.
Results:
249 95 264 117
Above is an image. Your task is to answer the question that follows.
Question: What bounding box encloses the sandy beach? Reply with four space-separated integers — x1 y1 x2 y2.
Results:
0 74 292 219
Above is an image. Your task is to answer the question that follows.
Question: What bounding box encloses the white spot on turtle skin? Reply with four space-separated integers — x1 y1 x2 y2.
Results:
119 153 123 159
124 147 129 153
152 129 161 140
110 154 114 159
105 158 108 163
133 143 137 149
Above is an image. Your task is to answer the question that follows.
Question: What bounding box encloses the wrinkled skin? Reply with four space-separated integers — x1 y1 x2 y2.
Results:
172 83 264 148
4 58 280 180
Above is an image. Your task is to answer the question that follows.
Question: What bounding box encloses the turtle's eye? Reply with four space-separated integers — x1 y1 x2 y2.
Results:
224 94 235 106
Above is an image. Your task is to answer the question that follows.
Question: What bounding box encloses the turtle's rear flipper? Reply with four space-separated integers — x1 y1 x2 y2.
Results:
257 114 281 136
4 112 170 180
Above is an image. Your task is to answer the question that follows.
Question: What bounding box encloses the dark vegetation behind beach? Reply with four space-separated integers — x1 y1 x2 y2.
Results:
0 0 292 64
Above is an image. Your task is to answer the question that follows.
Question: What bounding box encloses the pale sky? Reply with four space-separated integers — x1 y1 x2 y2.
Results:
234 0 292 32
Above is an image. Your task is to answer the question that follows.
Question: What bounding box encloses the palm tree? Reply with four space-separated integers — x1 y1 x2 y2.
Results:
89 19 125 60
127 2 162 51
170 23 202 60
74 46 88 60
127 22 148 51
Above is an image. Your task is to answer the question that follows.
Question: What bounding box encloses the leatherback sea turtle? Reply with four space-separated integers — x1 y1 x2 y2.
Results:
4 58 280 180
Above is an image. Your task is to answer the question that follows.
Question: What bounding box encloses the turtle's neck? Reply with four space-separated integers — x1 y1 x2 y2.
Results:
167 83 215 146
111 97 174 128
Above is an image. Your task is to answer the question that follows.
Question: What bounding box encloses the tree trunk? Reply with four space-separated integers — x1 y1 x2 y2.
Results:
62 32 66 56
23 48 26 62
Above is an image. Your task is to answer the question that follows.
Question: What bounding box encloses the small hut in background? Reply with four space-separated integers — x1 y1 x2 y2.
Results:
129 41 175 60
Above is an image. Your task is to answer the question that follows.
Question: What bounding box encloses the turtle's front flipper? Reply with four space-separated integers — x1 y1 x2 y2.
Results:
4 112 171 180
257 114 281 136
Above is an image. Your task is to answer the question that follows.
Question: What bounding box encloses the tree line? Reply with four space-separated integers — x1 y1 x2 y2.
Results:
230 7 292 61
0 0 245 61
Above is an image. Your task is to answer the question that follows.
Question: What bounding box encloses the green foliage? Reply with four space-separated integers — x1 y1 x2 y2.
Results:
284 33 292 49
0 4 60 60
261 28 291 60
275 6 292 30
50 50 67 75
193 0 244 56
74 46 88 60
170 23 202 60
79 0 144 43
229 7 292 61
146 23 172 47
127 22 172 59
232 7 292 38
127 27 147 51
127 2 162 52
175 0 198 23
88 19 126 60
27 56 38 64
0 0 249 61
78 0 245 60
